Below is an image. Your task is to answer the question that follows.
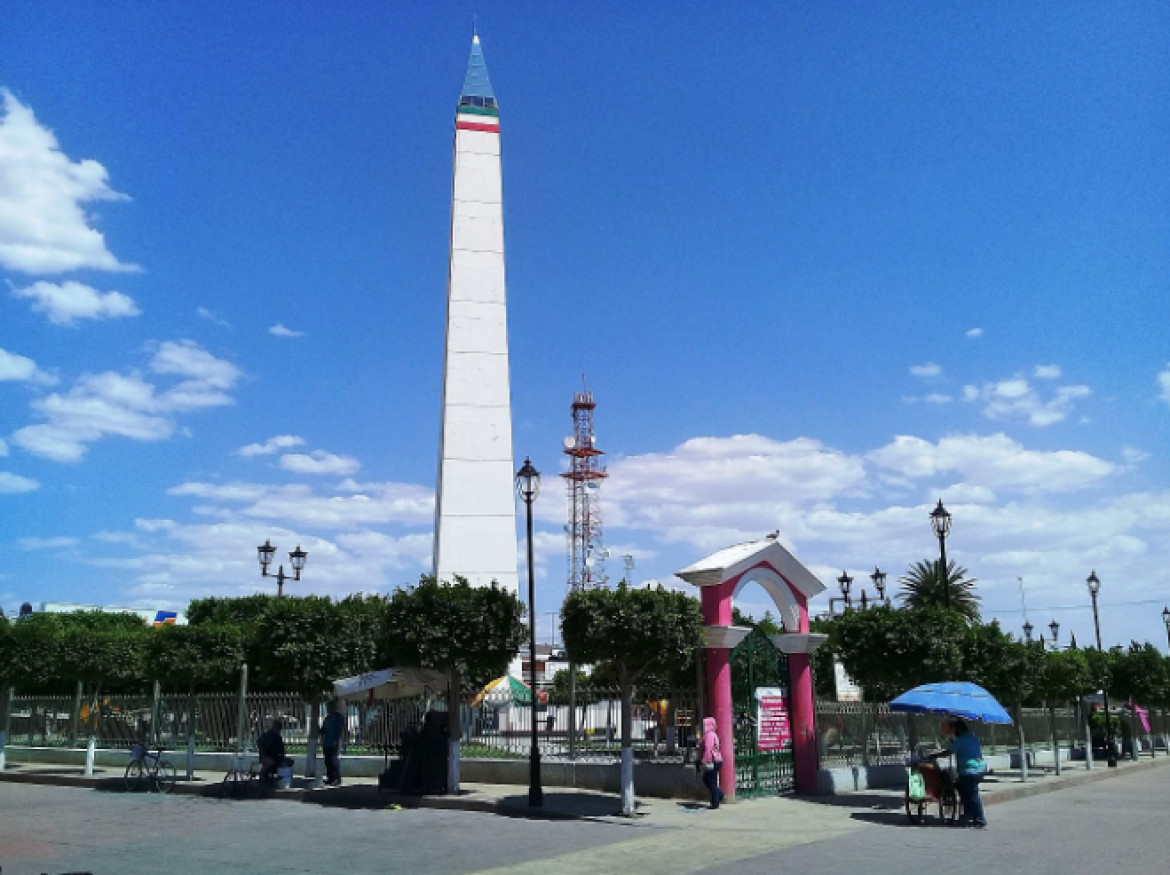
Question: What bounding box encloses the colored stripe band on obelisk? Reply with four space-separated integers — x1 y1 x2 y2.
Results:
456 120 500 133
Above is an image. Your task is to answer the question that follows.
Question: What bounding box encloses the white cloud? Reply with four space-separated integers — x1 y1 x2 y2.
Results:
196 307 231 328
12 280 138 325
270 323 305 338
965 328 984 339
924 393 952 405
11 341 242 462
867 433 1115 493
1121 446 1149 465
1033 365 1062 379
134 518 176 532
1158 364 1170 405
910 362 942 379
18 535 80 550
603 434 867 550
963 376 1091 426
0 90 136 274
279 451 360 476
238 435 305 457
168 479 432 528
0 472 38 493
0 347 55 385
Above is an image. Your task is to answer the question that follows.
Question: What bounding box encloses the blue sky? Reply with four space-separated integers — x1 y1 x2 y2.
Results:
2 3 1168 650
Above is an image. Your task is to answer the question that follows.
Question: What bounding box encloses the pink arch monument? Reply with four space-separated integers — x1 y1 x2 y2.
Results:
676 534 828 798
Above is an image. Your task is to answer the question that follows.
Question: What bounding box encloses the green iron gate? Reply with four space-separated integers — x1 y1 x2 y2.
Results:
730 627 795 797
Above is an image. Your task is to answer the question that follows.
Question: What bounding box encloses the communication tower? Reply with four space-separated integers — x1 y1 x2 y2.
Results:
562 387 608 590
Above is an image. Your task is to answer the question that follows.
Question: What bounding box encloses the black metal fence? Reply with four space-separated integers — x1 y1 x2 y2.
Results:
815 699 1170 769
1 685 700 764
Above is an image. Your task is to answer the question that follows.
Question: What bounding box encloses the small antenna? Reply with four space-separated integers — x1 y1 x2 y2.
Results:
473 15 478 38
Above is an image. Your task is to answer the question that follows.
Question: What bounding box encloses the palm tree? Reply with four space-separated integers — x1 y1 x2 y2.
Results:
897 559 981 623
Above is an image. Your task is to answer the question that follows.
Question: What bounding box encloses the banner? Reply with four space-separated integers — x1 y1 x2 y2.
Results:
754 686 792 752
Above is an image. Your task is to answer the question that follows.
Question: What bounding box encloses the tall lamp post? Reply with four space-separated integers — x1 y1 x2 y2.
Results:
1049 620 1060 646
1162 606 1170 652
1086 570 1117 768
515 456 543 807
1023 620 1034 643
929 499 952 608
837 571 853 609
257 539 308 599
870 567 887 605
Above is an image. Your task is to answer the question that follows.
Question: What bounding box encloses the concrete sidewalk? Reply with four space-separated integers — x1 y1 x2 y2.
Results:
2 752 1167 825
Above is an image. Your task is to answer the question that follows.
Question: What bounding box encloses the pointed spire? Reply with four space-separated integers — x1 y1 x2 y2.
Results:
460 35 496 105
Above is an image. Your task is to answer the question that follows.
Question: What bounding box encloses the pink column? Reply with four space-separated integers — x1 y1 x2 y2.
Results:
788 593 818 794
702 581 737 801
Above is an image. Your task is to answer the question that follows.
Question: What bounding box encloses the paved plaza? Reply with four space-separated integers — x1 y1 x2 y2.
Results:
1 760 1168 874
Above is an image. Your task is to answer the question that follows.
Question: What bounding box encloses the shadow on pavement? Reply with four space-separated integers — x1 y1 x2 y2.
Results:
849 810 927 828
794 792 903 810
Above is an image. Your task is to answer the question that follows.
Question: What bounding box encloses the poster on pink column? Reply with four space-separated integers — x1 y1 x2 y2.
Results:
755 687 792 751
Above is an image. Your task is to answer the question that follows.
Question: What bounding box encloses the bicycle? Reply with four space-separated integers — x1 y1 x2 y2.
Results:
221 755 272 798
124 743 177 794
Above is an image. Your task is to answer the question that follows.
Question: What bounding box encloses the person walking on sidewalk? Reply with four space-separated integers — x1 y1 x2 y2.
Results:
951 719 988 828
320 702 345 786
696 716 725 809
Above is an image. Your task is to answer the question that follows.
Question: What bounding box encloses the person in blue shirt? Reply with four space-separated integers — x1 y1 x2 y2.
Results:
950 719 988 828
320 703 346 786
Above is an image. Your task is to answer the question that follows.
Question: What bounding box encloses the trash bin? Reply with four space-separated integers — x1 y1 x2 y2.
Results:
277 765 294 789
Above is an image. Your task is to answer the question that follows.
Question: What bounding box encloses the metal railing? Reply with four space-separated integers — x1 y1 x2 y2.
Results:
1 686 700 764
815 700 1170 769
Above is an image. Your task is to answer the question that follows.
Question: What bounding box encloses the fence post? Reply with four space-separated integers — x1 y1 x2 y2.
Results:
1015 705 1028 782
568 663 577 761
1083 701 1093 771
234 663 249 758
186 693 196 781
0 686 11 770
70 681 83 748
151 680 161 746
1048 703 1061 776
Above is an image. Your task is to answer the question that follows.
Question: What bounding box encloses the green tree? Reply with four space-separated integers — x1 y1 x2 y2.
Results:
144 624 246 692
383 575 527 786
561 583 703 816
829 605 966 700
897 560 981 623
186 595 275 629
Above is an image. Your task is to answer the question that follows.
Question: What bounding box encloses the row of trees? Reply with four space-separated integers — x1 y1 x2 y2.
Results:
0 580 526 699
813 604 1170 713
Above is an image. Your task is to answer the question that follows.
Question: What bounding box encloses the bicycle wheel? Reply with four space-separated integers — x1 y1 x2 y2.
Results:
124 760 145 792
155 760 177 794
905 792 926 825
939 786 960 824
222 768 245 798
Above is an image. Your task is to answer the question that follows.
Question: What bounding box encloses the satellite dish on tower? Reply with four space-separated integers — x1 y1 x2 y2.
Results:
563 436 576 449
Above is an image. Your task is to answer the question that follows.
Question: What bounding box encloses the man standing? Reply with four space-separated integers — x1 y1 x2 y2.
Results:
320 703 345 786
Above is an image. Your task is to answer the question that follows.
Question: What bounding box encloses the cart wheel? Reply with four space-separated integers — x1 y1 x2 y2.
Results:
905 793 926 825
939 787 960 824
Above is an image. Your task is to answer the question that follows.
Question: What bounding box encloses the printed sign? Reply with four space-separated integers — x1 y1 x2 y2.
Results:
834 661 863 702
754 686 792 751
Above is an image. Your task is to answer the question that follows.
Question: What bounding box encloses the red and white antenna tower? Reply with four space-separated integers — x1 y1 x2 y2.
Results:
562 385 608 590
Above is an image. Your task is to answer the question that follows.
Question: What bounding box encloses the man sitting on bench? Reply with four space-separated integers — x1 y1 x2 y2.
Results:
257 719 293 786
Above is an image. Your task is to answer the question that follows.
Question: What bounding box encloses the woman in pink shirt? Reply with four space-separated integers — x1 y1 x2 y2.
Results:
697 717 725 809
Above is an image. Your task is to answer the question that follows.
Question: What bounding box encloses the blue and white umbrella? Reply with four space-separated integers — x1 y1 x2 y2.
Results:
890 681 1013 724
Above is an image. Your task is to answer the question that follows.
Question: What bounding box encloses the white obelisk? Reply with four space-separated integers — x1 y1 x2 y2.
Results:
433 36 518 593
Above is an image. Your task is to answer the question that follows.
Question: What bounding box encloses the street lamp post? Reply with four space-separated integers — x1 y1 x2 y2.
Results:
257 539 308 599
1087 570 1117 768
929 500 952 608
870 567 887 604
515 456 543 807
1023 620 1034 643
1049 620 1060 645
1162 606 1170 652
837 571 853 610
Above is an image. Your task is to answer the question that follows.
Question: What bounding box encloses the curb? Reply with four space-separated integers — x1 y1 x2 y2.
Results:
983 756 1170 806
